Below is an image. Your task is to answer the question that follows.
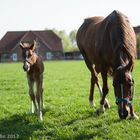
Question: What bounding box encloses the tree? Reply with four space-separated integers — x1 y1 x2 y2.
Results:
136 33 140 52
49 28 73 51
45 28 79 52
136 33 140 58
69 30 77 48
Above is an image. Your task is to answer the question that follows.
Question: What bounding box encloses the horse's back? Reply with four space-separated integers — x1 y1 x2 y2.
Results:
76 16 103 47
76 10 136 73
76 16 104 67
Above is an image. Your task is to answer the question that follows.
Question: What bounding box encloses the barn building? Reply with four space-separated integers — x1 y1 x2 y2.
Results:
134 26 140 34
0 30 63 62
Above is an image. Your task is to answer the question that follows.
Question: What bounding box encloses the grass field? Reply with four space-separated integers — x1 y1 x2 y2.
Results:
0 60 140 140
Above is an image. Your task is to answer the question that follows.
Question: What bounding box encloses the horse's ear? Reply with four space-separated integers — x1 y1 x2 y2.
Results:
125 59 133 71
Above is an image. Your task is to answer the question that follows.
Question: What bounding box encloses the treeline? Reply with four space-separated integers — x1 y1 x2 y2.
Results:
136 33 140 52
45 28 78 52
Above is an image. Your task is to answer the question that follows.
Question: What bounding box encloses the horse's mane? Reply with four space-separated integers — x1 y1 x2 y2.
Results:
107 10 137 68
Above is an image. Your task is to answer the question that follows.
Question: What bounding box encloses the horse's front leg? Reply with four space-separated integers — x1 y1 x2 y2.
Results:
96 69 110 115
129 105 139 119
27 75 37 114
36 80 43 122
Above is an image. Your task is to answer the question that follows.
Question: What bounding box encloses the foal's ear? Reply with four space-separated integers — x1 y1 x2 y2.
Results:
30 41 36 51
19 42 25 49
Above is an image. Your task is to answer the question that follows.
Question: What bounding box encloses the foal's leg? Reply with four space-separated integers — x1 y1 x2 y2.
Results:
40 75 44 111
36 80 43 122
27 76 37 114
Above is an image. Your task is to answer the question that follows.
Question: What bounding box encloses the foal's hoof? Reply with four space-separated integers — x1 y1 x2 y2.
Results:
89 100 96 108
38 111 43 122
38 118 43 123
29 109 34 114
104 99 110 109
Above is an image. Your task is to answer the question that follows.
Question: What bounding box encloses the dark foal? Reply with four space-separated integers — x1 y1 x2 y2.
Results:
20 41 44 121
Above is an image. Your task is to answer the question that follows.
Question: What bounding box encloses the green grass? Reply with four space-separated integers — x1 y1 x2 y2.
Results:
0 60 140 140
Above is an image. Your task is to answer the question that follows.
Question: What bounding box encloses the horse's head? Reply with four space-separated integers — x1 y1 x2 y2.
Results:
19 41 38 72
113 60 134 119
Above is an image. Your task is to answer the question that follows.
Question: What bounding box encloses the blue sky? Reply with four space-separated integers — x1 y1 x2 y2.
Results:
0 0 139 39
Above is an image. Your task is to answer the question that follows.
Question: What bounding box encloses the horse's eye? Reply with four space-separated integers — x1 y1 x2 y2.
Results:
126 78 134 86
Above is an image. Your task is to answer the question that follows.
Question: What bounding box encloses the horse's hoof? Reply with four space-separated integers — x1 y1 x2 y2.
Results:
96 109 104 116
129 114 139 120
104 103 110 109
96 105 105 115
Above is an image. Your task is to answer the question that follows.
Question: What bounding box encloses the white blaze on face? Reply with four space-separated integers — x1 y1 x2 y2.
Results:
120 84 124 116
24 51 30 71
25 61 30 72
26 51 29 56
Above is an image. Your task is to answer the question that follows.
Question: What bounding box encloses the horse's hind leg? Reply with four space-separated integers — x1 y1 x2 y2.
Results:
80 50 102 107
101 69 110 106
89 65 102 107
96 69 110 114
89 74 95 107
89 71 98 107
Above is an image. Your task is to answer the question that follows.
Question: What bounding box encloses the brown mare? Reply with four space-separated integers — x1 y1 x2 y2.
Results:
76 10 138 119
20 41 44 121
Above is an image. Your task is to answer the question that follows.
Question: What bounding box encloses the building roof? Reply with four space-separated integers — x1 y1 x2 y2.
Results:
133 26 140 34
0 30 63 53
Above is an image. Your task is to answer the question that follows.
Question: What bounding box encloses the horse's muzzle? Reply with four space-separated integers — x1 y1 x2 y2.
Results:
118 109 128 119
118 105 130 119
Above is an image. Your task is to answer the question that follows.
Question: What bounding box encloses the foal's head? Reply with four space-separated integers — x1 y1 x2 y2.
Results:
113 60 134 119
20 42 38 72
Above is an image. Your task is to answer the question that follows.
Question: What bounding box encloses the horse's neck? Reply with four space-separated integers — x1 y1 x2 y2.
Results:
33 55 44 73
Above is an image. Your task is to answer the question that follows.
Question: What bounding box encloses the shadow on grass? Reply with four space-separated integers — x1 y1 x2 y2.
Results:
62 108 125 140
0 113 44 139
